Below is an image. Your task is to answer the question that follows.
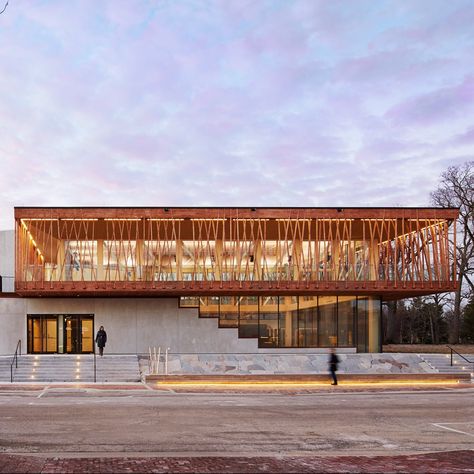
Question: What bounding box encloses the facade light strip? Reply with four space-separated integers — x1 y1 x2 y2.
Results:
148 218 185 221
20 218 59 221
21 224 44 261
104 218 142 221
311 218 355 222
407 218 446 223
234 218 270 222
275 218 313 222
61 218 99 221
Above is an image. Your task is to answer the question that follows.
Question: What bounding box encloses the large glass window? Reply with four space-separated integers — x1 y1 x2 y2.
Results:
318 296 337 346
278 296 298 347
199 297 220 318
143 240 176 281
62 241 97 281
219 296 239 328
299 296 318 347
239 296 259 338
258 297 279 348
104 240 137 281
338 297 355 346
185 295 378 350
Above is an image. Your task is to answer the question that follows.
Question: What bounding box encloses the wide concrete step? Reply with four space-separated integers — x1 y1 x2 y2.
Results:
5 355 141 382
419 354 473 377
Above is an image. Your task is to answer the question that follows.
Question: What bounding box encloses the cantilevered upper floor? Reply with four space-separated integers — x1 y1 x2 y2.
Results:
14 207 459 298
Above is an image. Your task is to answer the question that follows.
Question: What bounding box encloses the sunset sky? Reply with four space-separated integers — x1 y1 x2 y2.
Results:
0 0 473 229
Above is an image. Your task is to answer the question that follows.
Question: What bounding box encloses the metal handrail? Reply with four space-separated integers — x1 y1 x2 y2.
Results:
10 339 21 383
447 345 473 366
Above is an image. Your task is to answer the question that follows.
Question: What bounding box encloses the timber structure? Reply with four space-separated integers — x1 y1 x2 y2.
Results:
15 207 458 298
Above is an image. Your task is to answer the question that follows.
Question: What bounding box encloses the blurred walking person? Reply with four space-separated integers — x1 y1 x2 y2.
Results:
328 348 339 385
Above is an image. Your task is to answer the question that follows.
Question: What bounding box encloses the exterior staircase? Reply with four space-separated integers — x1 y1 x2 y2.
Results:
419 353 474 379
0 356 14 382
2 354 141 383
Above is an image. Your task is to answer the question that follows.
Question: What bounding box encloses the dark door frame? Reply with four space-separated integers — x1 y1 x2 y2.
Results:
27 314 94 354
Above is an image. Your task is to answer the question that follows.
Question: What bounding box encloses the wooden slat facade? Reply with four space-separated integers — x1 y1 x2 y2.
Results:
14 207 458 298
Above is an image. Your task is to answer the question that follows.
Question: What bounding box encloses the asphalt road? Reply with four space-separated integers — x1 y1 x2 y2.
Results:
0 386 473 457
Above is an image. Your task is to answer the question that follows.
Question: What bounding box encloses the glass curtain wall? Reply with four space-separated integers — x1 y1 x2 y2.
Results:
195 295 379 350
259 296 279 347
239 296 259 338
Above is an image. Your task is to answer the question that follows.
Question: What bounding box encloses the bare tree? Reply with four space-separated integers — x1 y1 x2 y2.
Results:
0 1 8 15
431 161 474 343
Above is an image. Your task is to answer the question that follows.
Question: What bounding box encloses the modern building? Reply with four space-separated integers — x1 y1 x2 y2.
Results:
0 207 458 356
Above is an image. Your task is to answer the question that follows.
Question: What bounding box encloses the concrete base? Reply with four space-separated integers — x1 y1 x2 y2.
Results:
140 353 438 376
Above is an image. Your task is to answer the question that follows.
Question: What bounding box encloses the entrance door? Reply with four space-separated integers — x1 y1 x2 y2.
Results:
28 314 94 354
27 316 58 353
64 316 94 354
81 318 94 353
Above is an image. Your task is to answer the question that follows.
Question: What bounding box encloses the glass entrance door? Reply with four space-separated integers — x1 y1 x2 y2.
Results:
28 314 94 354
64 316 94 353
81 318 94 353
64 316 79 353
27 316 58 353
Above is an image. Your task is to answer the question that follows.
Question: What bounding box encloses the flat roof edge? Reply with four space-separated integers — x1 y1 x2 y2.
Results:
13 206 460 210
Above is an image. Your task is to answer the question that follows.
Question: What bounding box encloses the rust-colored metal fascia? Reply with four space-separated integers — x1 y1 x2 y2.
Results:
14 207 460 220
15 280 457 298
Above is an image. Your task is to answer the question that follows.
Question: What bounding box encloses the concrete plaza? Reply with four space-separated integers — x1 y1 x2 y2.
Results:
0 383 473 472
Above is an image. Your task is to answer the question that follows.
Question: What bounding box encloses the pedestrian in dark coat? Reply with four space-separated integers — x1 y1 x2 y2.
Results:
95 326 107 356
328 348 340 385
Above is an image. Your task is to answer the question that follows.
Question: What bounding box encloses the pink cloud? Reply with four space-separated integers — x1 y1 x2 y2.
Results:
386 76 474 126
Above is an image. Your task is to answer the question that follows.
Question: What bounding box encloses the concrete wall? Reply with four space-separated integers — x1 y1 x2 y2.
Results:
0 297 26 354
0 297 258 355
0 230 15 292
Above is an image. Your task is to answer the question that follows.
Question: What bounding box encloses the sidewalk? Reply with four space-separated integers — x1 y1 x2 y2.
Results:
1 451 473 473
0 380 472 394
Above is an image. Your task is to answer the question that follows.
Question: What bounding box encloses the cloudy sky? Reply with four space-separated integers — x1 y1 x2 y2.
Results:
0 0 473 229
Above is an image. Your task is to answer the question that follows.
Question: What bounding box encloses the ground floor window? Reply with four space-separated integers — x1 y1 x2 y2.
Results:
194 296 381 350
27 314 94 354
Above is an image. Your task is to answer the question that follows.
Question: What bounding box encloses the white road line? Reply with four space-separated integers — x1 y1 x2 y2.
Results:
37 385 50 398
432 423 474 437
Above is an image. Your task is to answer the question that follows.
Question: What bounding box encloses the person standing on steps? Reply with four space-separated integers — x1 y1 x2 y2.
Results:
328 348 340 385
95 326 107 357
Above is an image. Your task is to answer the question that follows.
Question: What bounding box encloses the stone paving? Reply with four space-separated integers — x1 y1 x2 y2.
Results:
1 451 473 473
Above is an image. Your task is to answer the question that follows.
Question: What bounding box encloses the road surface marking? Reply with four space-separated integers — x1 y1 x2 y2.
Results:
432 423 474 437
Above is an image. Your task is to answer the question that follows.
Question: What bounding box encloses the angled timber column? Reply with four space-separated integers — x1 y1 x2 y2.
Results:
97 239 104 281
331 238 340 281
136 239 144 280
56 241 65 282
367 297 381 352
214 239 223 281
254 239 262 280
176 239 183 280
369 238 379 282
292 239 302 281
